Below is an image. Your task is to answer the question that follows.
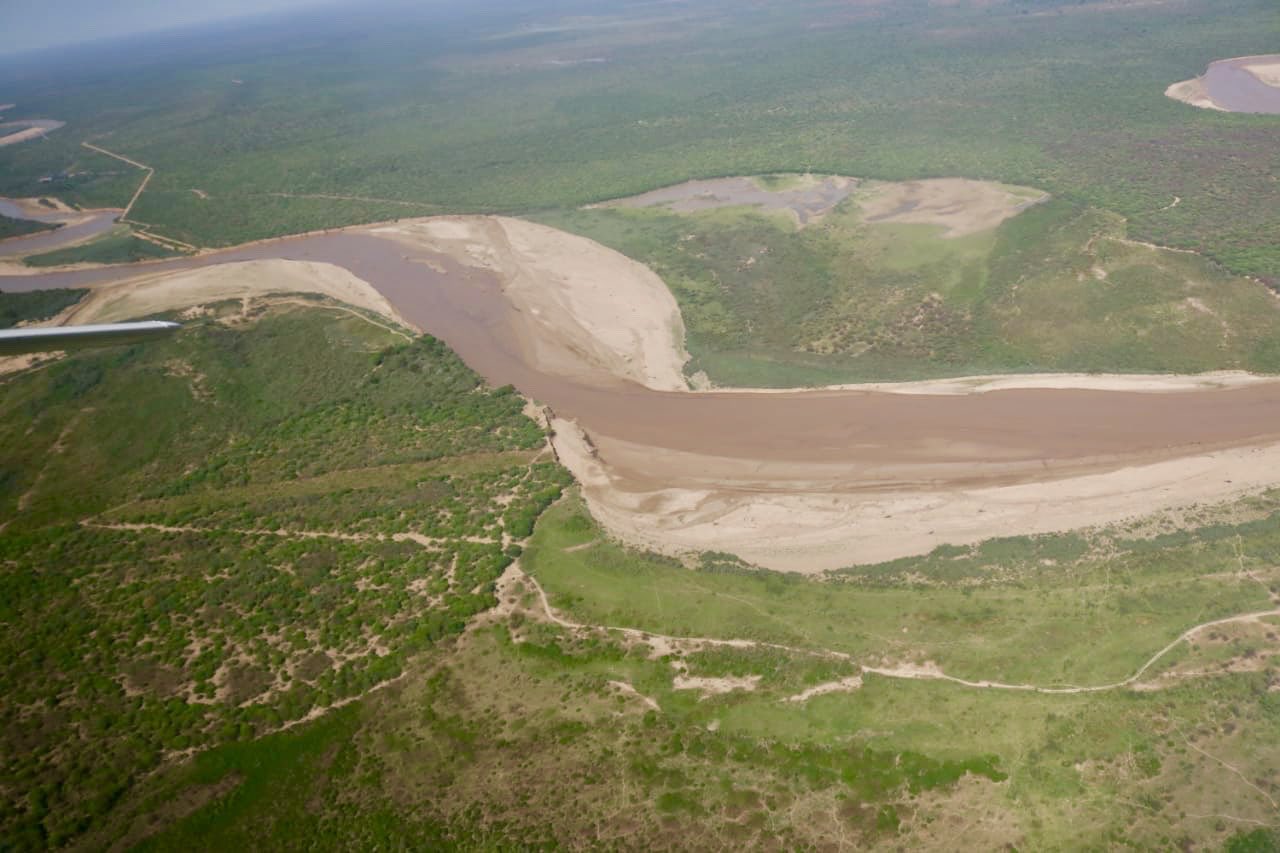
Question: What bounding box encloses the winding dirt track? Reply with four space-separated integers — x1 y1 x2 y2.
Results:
511 563 1280 695
6 219 1280 569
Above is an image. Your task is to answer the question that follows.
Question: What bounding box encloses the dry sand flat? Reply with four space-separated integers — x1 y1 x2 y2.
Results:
1244 60 1280 88
0 119 65 147
1164 78 1225 112
855 178 1047 237
714 370 1276 396
62 259 413 328
369 216 690 391
593 174 1043 236
555 416 1280 572
591 174 859 227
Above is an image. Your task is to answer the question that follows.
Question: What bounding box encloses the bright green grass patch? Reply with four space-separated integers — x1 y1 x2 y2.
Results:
523 494 1277 687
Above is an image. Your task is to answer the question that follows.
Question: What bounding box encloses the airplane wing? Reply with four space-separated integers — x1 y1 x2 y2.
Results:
0 321 181 356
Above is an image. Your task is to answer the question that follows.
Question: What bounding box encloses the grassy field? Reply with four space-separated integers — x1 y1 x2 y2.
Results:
524 495 1280 686
506 492 1280 847
537 183 1280 385
22 225 183 267
0 0 1274 282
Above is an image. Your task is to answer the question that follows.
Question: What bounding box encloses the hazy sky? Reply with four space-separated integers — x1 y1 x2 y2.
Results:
0 0 331 55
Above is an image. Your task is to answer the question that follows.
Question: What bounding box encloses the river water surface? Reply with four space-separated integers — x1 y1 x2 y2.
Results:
6 228 1280 490
1202 56 1280 114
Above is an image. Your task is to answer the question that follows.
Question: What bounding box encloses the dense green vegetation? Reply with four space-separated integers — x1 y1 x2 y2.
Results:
0 0 1275 281
0 302 569 848
67 485 1280 849
0 213 57 241
539 184 1280 384
1228 829 1280 852
22 226 182 267
0 288 85 328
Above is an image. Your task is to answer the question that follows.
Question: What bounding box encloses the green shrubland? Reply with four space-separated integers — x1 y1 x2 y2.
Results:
537 192 1280 385
0 288 85 328
0 302 567 848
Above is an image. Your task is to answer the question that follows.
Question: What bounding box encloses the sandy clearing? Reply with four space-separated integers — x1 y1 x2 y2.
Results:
371 216 690 391
1165 78 1226 111
60 259 415 329
671 669 761 697
553 415 1280 572
855 178 1047 237
782 675 863 703
591 174 859 228
1244 61 1280 88
607 679 661 712
0 120 65 147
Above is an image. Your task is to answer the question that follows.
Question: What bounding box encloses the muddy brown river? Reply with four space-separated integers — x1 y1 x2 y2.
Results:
1202 55 1280 114
6 228 1280 486
0 203 121 258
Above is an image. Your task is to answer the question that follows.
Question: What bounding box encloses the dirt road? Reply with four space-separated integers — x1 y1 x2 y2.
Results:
511 563 1280 695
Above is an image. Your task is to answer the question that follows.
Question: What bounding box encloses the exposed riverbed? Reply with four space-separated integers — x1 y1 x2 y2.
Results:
0 198 121 258
7 217 1280 570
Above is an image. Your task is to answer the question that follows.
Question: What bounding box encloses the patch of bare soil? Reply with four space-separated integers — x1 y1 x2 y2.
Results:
0 119 64 147
590 174 858 227
369 216 691 391
607 680 661 712
61 259 414 329
855 178 1047 237
782 675 863 703
1165 78 1227 111
1245 60 1280 88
